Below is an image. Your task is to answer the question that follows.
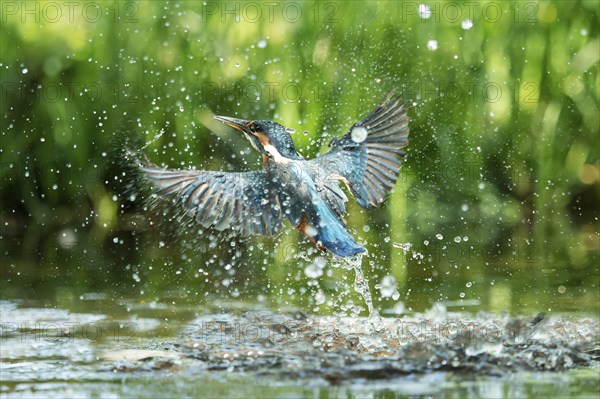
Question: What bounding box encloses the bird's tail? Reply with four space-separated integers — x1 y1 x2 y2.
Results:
308 201 365 258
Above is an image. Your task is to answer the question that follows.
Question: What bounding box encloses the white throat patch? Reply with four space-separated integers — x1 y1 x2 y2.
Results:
264 144 291 164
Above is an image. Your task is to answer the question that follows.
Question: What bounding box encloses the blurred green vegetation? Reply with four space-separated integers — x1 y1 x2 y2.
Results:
1 1 598 314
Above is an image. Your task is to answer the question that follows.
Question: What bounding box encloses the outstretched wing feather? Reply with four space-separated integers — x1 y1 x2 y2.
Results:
141 165 283 236
307 90 409 209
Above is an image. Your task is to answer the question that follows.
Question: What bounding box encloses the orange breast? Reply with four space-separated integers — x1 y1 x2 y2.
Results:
296 215 326 251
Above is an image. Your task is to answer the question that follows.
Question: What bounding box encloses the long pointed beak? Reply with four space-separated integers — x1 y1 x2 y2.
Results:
213 115 252 134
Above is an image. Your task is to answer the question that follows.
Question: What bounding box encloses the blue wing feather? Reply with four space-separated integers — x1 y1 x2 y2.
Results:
140 163 283 236
307 90 409 209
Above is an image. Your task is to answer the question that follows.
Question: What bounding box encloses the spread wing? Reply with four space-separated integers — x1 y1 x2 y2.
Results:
141 163 283 236
307 90 409 212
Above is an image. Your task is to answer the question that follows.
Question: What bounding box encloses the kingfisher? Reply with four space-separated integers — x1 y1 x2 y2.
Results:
139 91 409 257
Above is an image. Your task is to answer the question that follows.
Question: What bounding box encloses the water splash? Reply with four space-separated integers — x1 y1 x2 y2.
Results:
339 253 381 321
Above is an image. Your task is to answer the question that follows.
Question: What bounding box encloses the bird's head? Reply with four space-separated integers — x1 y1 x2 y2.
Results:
214 116 300 160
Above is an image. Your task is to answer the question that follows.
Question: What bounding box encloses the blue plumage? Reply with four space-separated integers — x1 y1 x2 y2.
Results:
139 91 408 257
310 200 365 257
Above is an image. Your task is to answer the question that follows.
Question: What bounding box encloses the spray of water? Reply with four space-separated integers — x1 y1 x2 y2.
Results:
337 253 385 326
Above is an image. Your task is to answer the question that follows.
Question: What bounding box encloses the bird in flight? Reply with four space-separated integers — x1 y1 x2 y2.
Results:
139 91 409 257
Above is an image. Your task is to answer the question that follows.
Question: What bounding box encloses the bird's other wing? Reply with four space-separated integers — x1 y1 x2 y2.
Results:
141 163 283 236
307 90 409 209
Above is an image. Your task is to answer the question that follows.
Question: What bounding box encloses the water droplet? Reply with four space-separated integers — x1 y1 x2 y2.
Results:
304 257 326 279
461 19 473 30
454 236 462 243
378 275 397 298
315 289 325 305
351 126 368 143
427 40 438 51
418 3 432 19
393 242 412 252
257 39 267 48
436 234 443 240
